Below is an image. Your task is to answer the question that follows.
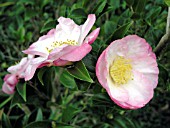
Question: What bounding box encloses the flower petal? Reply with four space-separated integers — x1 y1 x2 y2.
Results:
105 39 128 66
23 30 56 57
4 74 18 85
53 59 71 66
56 17 81 42
123 35 151 59
106 76 129 102
38 29 56 41
24 57 47 81
122 71 154 109
132 56 159 88
7 57 28 74
123 35 159 88
78 14 96 44
84 28 100 44
60 43 92 61
2 74 18 95
2 82 16 94
96 50 108 90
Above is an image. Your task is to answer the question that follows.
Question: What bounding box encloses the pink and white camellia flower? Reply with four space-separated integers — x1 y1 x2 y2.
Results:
23 14 100 81
2 55 34 94
96 35 159 109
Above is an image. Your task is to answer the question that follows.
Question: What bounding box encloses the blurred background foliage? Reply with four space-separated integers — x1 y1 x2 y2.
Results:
0 0 170 128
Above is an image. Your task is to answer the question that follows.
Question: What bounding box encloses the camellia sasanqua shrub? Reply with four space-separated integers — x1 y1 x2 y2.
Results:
0 0 170 128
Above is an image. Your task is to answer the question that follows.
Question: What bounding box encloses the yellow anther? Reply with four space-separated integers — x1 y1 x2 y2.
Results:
110 56 133 85
46 39 78 53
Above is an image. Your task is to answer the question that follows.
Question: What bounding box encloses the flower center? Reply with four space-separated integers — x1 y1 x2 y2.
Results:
46 39 78 53
110 56 133 85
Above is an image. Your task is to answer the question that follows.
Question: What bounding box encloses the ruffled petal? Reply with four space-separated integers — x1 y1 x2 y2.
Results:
23 30 55 57
123 35 151 59
24 57 47 81
132 56 159 88
56 17 81 42
2 82 16 94
4 74 18 85
60 43 92 61
122 71 154 109
96 50 109 90
105 39 128 66
84 28 100 44
38 29 56 41
47 45 72 60
78 14 96 44
53 59 71 66
2 74 18 95
123 35 159 88
106 76 129 102
7 57 28 74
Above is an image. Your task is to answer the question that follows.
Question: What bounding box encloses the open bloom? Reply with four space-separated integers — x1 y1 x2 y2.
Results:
23 14 100 81
2 55 34 94
96 35 159 109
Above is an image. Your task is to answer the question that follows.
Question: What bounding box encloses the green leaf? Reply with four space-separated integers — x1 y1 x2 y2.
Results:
16 82 27 102
40 0 51 9
2 113 12 128
18 27 25 40
0 95 13 109
164 0 170 6
104 21 116 37
36 108 43 121
114 117 128 128
145 7 162 25
17 0 35 5
92 0 113 18
25 121 51 128
133 0 147 13
62 105 79 123
38 67 48 86
24 9 37 21
113 117 138 128
10 91 25 108
70 8 87 18
25 32 33 42
52 122 74 128
67 61 93 83
0 2 14 7
97 3 113 18
92 0 107 16
42 67 56 97
125 0 134 6
40 20 56 33
60 70 77 89
106 21 133 43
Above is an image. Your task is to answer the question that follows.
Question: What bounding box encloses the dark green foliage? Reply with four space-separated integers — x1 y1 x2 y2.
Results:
0 0 170 128
67 61 93 83
60 69 77 89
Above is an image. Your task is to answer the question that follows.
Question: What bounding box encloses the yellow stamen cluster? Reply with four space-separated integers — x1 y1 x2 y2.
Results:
110 56 133 85
46 39 78 53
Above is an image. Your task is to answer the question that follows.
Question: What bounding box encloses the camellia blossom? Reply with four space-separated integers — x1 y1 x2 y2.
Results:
23 14 100 81
96 35 159 109
2 55 34 94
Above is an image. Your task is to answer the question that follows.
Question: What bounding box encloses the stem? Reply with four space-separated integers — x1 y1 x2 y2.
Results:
154 7 170 53
29 81 50 100
0 95 13 108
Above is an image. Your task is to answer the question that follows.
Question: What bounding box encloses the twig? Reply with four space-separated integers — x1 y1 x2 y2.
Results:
154 7 170 53
28 81 50 100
